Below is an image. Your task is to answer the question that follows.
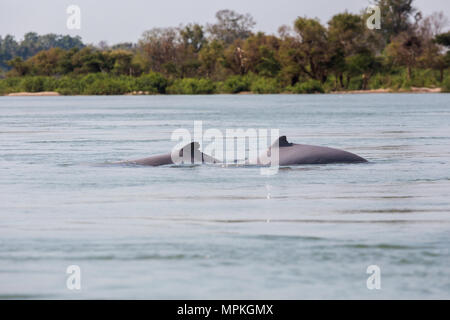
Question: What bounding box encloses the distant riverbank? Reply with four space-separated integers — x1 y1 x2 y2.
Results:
1 72 449 97
2 87 444 96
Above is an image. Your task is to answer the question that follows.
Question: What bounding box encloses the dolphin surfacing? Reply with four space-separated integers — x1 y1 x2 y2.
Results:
116 136 367 167
117 142 219 166
259 136 367 166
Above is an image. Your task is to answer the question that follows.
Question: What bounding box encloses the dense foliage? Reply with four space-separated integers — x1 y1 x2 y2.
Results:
0 1 449 95
0 33 84 71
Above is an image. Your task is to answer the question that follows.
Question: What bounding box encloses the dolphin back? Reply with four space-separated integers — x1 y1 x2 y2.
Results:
118 142 219 166
262 136 367 166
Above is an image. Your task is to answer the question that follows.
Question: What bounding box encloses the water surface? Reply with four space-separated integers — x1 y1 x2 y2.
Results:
0 94 449 299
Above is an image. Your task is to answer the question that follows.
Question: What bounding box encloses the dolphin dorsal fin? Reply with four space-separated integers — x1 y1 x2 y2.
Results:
179 142 200 156
272 136 292 148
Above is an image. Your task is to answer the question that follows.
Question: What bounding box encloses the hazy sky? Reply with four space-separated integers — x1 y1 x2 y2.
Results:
1 0 449 44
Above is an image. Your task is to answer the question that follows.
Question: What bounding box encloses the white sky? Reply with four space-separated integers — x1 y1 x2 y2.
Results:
1 0 449 44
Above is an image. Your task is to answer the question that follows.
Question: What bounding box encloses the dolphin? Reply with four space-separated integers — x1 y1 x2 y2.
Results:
117 142 219 166
116 136 366 167
257 136 367 166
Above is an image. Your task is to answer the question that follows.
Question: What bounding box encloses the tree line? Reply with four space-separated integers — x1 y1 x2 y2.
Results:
0 33 84 71
1 0 449 95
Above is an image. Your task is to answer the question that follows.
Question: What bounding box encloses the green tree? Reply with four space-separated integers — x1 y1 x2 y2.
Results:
432 31 450 82
71 47 111 74
27 47 65 75
6 57 29 76
108 50 134 76
328 13 365 89
198 40 225 79
435 31 450 47
177 24 205 78
0 35 19 70
387 32 423 80
346 49 382 90
292 17 330 83
180 24 206 53
239 33 281 77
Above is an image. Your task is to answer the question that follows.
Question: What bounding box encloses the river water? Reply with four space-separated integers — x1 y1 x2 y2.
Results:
0 94 449 299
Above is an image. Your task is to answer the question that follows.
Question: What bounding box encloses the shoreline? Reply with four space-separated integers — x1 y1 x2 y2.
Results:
330 87 442 94
2 87 444 97
6 91 61 96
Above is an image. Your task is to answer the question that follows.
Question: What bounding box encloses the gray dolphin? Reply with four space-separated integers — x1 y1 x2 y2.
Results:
117 142 219 166
117 136 366 167
258 136 367 166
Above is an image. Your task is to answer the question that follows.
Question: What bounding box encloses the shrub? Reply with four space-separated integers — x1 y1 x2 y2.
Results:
55 76 83 95
4 77 22 88
346 77 363 91
410 69 439 88
0 77 21 94
56 87 75 95
83 77 131 95
166 78 215 94
80 73 107 88
135 72 168 94
21 76 46 92
442 76 450 93
0 80 6 95
289 79 324 94
368 73 387 89
46 77 59 91
222 75 252 93
250 77 281 94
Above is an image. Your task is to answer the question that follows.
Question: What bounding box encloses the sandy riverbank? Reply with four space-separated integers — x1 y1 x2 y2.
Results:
7 91 61 96
331 87 442 94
